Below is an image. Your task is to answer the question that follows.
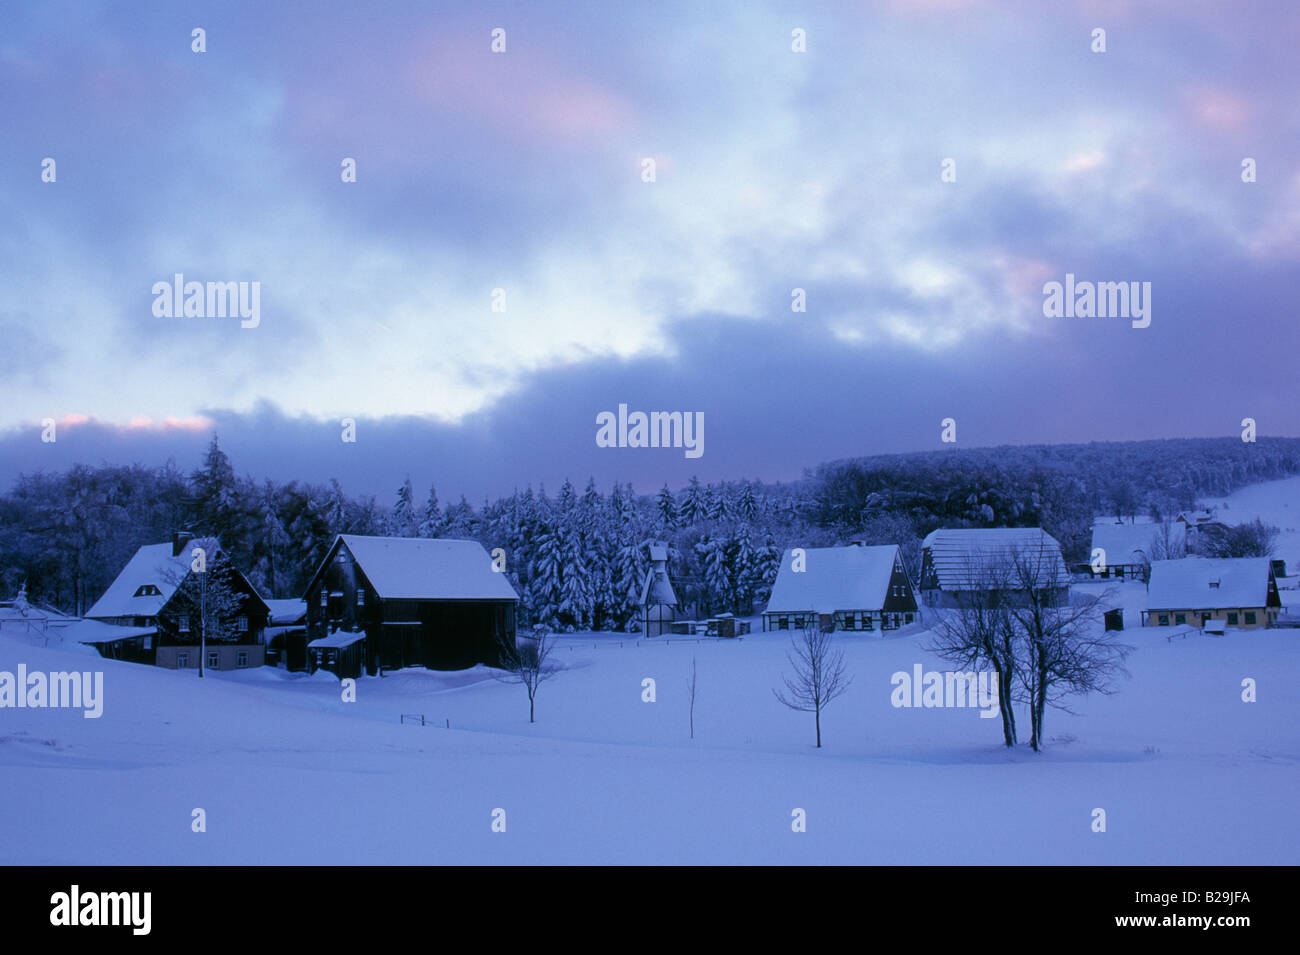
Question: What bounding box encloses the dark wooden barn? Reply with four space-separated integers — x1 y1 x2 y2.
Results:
301 535 519 675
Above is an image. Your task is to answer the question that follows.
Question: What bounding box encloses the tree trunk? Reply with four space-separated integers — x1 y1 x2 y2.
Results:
815 706 821 748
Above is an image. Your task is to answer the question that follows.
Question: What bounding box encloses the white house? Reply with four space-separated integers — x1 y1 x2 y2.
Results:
919 527 1069 607
1142 556 1281 630
763 543 917 633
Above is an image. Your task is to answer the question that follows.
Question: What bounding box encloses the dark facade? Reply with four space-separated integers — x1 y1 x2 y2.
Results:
302 537 518 674
155 562 270 671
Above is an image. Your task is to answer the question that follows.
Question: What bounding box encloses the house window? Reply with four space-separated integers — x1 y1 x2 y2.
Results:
1175 613 1186 625
1245 611 1257 625
133 584 161 597
1227 612 1239 625
177 652 188 668
1158 614 1169 626
143 637 153 650
179 617 190 633
236 616 248 632
236 651 248 668
905 613 914 624
357 589 365 607
793 615 805 629
777 616 788 630
207 651 219 669
320 590 328 607
864 615 873 631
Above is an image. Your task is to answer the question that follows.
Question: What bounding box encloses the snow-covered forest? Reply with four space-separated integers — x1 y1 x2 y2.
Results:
3 436 1298 629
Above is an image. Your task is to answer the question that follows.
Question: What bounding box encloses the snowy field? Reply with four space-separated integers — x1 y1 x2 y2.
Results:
1207 474 1300 581
2 615 1296 865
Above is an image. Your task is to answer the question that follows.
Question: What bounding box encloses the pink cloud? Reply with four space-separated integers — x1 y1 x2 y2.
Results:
1187 87 1251 133
49 413 213 433
402 40 635 145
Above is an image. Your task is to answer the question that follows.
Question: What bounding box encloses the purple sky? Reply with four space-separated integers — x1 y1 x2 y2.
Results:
2 0 1297 501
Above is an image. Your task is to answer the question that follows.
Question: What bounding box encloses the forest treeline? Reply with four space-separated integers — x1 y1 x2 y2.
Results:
2 435 1297 630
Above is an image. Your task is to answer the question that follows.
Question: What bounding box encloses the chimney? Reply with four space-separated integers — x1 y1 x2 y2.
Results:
172 531 193 557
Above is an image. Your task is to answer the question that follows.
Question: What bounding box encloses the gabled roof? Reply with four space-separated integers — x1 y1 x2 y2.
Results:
765 544 902 613
1090 522 1185 566
309 535 518 602
921 528 1068 591
1146 557 1273 610
86 538 264 621
85 542 201 619
264 598 307 625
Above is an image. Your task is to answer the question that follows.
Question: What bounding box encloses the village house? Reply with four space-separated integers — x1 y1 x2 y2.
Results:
919 527 1070 608
80 533 269 669
301 535 519 677
1089 520 1186 581
1141 556 1282 630
762 543 918 633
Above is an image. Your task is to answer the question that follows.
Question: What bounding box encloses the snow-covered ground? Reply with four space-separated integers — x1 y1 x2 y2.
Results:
5 476 1298 866
1205 474 1300 583
2 615 1296 864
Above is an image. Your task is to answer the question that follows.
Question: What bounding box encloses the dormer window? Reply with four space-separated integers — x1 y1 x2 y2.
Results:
1209 580 1220 589
133 584 162 597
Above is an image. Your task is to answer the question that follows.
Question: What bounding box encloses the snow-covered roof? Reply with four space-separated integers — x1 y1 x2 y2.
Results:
308 631 367 649
0 602 72 622
765 544 901 613
1090 522 1185 566
63 619 157 645
921 528 1068 591
264 598 307 624
85 543 195 619
323 536 518 602
1146 557 1273 610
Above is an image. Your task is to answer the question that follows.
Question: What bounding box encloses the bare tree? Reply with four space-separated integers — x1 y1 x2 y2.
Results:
773 619 852 748
924 552 1020 746
1146 518 1187 565
1003 545 1131 752
493 624 559 723
687 656 697 739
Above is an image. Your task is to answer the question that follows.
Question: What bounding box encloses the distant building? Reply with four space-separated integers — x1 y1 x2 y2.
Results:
1176 510 1229 551
0 587 75 640
919 528 1069 608
263 598 308 669
763 543 917 633
638 542 679 638
1089 521 1186 580
1141 557 1282 630
302 535 518 676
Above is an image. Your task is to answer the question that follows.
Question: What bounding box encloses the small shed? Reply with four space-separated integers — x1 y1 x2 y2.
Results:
308 631 366 679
